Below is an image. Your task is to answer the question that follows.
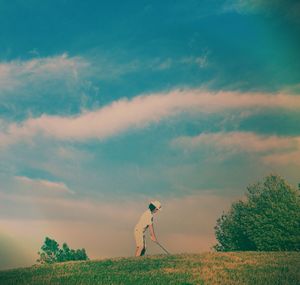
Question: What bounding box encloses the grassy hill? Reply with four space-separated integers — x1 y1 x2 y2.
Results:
0 252 299 285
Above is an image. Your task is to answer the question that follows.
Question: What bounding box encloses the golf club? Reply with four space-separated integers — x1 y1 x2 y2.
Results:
155 241 170 255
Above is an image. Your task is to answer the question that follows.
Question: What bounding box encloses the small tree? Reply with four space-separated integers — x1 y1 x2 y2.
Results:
37 237 60 264
214 174 300 251
37 237 89 264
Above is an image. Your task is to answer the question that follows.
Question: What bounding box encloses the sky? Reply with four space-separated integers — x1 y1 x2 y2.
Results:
0 0 300 269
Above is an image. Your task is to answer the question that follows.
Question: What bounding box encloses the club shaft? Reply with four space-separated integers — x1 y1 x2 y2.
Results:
156 242 170 254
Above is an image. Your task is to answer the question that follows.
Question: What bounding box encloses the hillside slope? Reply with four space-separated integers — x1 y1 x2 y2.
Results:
0 252 299 285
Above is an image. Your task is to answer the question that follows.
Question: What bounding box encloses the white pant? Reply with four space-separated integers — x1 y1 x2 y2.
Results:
134 227 145 248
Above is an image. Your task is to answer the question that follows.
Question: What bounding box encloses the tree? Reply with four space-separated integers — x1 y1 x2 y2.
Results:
37 237 89 264
214 174 300 251
37 237 59 264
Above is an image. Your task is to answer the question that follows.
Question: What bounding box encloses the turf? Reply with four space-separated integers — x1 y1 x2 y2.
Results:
0 252 299 285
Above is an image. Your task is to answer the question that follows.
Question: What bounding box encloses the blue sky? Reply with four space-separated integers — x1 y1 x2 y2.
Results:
0 0 300 269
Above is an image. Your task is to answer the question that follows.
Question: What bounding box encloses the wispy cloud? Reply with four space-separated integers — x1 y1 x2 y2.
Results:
1 89 300 147
172 131 300 165
173 131 297 153
90 53 210 78
180 54 209 68
153 54 209 70
0 53 88 92
223 0 300 24
263 145 300 166
14 176 73 194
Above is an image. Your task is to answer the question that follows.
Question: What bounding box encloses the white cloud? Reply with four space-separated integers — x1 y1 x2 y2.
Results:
154 54 209 70
0 53 88 92
156 58 173 70
56 146 92 161
263 145 300 166
222 0 260 13
173 131 297 153
223 0 300 24
1 89 300 147
181 55 208 68
172 131 300 165
14 176 73 194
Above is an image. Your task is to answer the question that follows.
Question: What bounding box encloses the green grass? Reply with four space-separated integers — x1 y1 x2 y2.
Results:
0 252 299 285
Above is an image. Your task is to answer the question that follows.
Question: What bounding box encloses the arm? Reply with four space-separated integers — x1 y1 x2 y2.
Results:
149 224 157 242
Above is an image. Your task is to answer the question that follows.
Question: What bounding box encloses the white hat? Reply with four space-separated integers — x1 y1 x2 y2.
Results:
151 200 162 210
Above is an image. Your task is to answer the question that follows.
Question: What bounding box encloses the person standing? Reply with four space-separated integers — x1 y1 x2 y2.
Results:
134 200 162 257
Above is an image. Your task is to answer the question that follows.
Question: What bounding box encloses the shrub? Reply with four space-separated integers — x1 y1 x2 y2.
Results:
37 237 89 264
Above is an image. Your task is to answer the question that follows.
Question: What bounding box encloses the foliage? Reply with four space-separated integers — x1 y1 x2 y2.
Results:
37 237 88 264
214 174 300 251
1 253 300 285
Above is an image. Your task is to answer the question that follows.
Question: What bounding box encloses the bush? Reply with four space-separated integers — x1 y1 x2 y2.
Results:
214 174 300 251
37 237 89 264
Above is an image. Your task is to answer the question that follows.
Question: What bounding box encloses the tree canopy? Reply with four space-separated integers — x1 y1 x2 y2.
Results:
214 174 300 251
37 237 89 264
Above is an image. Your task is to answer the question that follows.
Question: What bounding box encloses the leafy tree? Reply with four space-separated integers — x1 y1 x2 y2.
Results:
37 237 59 264
37 237 89 264
214 174 300 251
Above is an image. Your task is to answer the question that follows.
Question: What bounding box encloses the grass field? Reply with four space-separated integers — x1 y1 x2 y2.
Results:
0 252 299 285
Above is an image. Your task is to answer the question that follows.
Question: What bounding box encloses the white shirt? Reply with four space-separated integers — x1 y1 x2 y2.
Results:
135 209 153 233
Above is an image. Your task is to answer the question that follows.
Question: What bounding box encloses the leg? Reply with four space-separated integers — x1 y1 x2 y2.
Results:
134 230 145 257
140 234 146 256
140 247 146 256
135 246 144 256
